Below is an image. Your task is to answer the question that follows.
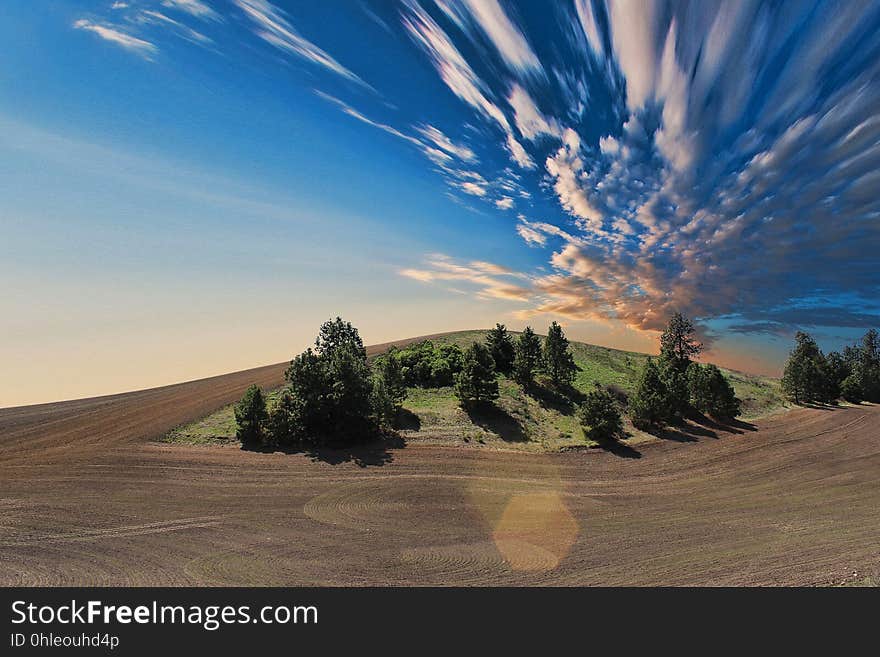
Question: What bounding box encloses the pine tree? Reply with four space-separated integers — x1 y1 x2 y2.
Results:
629 358 671 428
659 312 702 373
781 331 828 404
485 323 516 374
543 321 578 387
578 386 623 441
513 326 542 386
687 363 741 418
455 342 499 407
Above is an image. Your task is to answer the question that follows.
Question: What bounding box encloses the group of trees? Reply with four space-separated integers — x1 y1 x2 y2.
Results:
234 313 745 448
234 317 405 448
454 321 579 408
781 328 880 405
621 313 741 435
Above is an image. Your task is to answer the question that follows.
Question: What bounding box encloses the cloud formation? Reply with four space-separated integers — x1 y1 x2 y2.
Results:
73 19 158 58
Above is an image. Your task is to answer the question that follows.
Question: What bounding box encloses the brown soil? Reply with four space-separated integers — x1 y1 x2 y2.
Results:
1 350 878 585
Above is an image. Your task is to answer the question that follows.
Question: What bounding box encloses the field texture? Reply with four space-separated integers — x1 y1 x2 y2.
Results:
0 335 877 586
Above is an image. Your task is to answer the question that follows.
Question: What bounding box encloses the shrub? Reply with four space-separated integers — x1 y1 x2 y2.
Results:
234 384 268 445
455 342 499 407
578 387 623 441
394 341 464 387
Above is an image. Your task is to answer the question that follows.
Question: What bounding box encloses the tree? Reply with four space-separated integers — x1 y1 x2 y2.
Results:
659 312 702 373
856 329 880 402
687 363 741 419
578 386 623 441
370 372 397 430
543 321 578 387
629 358 671 429
266 389 300 446
840 374 863 404
781 331 828 404
455 342 499 407
660 360 690 420
485 323 516 374
234 384 268 445
284 317 375 444
375 347 407 411
513 326 542 386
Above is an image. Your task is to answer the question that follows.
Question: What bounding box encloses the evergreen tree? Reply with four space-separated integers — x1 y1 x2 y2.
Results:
660 359 690 420
513 326 543 386
543 321 578 387
687 363 741 418
284 317 375 444
840 374 863 403
234 384 268 445
485 323 516 374
781 331 828 404
578 386 623 441
857 329 880 402
629 358 672 428
659 312 702 373
455 342 499 407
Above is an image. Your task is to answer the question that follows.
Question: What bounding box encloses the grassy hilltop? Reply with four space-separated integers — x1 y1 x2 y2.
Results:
165 330 785 452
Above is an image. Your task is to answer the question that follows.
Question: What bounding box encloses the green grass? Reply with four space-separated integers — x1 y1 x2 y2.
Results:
163 330 786 451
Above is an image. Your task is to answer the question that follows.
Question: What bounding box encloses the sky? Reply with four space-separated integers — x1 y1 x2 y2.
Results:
2 0 880 406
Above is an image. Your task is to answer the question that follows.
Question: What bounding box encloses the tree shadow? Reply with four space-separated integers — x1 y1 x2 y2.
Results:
593 435 642 459
396 408 421 431
640 418 717 442
687 411 757 435
525 382 584 416
799 401 841 410
463 403 528 442
240 434 405 468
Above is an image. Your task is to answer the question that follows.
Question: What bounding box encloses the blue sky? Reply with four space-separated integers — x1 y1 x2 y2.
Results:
3 0 880 405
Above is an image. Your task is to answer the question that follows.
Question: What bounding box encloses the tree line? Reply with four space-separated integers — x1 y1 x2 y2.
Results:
781 328 880 405
234 313 743 448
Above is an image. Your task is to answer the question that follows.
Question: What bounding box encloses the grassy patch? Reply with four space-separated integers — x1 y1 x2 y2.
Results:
164 330 786 451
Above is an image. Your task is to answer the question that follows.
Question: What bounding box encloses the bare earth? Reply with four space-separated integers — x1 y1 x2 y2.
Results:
1 356 878 586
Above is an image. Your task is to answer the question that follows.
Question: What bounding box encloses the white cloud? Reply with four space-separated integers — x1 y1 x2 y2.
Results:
235 0 369 88
444 0 543 76
508 83 562 141
137 10 212 45
73 19 157 59
495 197 514 210
161 0 220 21
415 125 476 162
574 0 603 57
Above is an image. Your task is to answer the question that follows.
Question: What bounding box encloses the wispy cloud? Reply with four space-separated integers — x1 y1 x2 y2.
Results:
161 0 220 21
438 0 543 76
136 10 212 45
234 0 370 89
73 19 157 59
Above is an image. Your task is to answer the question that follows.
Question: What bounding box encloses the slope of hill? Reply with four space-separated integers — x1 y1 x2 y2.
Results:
166 330 786 451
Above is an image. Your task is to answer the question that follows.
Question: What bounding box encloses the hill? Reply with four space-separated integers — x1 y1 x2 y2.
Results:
166 330 786 451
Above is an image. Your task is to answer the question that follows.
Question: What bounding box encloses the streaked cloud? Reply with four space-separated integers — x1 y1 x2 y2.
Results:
161 0 220 21
234 0 370 88
73 19 158 59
